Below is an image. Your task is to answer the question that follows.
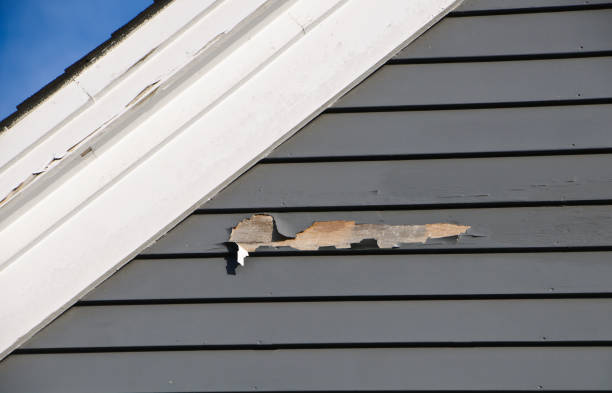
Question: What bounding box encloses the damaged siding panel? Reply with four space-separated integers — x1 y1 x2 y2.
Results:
397 9 612 59
22 299 612 349
84 252 612 301
332 57 612 108
204 155 612 209
268 105 612 159
2 348 612 392
143 206 612 254
230 214 469 258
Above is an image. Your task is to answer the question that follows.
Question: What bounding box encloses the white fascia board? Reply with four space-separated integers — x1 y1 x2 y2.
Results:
0 0 462 360
0 0 266 201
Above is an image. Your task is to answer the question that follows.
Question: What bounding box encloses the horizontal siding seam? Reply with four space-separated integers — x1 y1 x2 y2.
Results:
449 3 612 17
195 200 612 214
15 341 612 355
76 292 612 306
389 50 612 64
137 246 612 259
325 97 612 113
260 149 612 164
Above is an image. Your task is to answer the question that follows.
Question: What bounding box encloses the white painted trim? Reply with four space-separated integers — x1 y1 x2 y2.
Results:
0 0 267 202
0 0 462 360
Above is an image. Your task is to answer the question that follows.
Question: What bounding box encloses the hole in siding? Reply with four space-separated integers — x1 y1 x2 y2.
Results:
226 214 470 269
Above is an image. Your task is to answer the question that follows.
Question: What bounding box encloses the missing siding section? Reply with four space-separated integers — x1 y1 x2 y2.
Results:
229 214 470 266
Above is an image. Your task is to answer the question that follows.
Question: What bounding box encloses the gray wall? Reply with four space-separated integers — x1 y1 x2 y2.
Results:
2 1 612 391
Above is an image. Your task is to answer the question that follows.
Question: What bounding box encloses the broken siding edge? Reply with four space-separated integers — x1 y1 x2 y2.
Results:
229 214 470 264
143 205 612 255
0 0 464 361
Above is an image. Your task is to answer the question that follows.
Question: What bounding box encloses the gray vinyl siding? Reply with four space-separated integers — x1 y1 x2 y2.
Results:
333 57 612 107
20 299 612 348
396 9 612 59
200 155 612 208
2 2 612 392
83 252 612 300
3 348 612 392
143 206 612 253
267 104 612 158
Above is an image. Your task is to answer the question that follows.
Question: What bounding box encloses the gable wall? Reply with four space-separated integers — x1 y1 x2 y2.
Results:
2 1 612 391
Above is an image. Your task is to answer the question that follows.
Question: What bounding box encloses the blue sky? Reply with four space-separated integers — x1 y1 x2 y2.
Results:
0 0 153 120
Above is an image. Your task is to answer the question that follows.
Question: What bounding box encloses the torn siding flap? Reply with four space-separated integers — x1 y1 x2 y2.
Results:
229 214 470 264
236 244 250 266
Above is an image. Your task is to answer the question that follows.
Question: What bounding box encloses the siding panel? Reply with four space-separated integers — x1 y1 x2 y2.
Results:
204 155 612 209
144 206 612 254
23 299 612 349
84 252 612 301
398 10 612 59
333 57 612 108
2 348 612 392
268 105 612 159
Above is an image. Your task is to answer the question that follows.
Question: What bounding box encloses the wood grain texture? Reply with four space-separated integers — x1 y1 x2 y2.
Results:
84 252 612 301
333 57 612 108
144 206 612 254
22 299 612 349
230 214 469 252
2 348 612 392
205 155 612 209
269 105 612 159
397 9 612 59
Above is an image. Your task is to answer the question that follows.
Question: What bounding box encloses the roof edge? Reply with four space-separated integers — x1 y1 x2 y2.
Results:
0 0 227 202
0 0 172 132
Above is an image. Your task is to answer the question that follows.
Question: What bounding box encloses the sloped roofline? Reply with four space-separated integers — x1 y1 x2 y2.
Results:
0 0 462 360
0 0 171 133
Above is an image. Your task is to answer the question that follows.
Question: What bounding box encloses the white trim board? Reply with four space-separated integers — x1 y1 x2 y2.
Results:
0 0 462 360
0 0 268 206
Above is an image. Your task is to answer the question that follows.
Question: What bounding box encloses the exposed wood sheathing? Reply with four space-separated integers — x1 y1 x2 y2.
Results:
229 214 469 264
